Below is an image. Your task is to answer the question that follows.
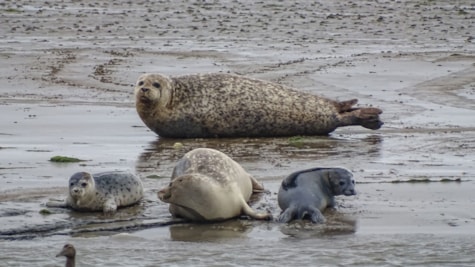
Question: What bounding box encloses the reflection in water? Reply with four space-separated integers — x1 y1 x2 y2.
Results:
0 199 160 240
169 220 253 242
279 211 358 239
135 134 384 179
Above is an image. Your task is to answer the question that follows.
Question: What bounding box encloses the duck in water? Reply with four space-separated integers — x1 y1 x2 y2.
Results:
56 243 76 267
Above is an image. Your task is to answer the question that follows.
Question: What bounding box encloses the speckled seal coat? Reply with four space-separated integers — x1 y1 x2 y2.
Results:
47 171 143 213
134 73 383 138
158 148 272 221
277 167 356 223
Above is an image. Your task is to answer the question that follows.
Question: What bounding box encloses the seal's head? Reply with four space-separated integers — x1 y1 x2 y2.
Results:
326 168 356 196
134 73 174 108
68 172 95 199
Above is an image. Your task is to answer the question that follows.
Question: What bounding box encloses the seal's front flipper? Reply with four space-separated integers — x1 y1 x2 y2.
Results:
103 199 118 215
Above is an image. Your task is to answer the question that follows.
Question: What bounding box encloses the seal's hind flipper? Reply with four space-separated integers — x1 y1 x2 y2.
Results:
241 200 272 220
307 208 326 224
250 176 265 193
278 208 296 223
339 107 383 130
354 107 383 130
336 99 358 112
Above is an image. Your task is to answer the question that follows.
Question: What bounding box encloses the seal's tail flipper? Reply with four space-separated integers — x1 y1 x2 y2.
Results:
352 107 383 130
336 99 358 112
250 176 265 193
278 208 296 223
241 200 272 221
336 99 383 130
307 208 326 224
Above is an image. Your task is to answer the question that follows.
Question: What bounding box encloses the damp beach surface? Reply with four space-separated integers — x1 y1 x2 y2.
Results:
1 0 475 266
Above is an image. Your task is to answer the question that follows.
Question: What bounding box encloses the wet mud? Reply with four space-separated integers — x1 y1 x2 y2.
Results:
1 0 475 266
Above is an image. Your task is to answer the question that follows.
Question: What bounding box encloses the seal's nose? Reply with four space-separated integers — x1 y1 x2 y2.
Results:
344 189 356 196
141 87 149 93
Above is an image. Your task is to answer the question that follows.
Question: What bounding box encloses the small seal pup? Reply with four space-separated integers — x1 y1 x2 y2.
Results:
158 148 272 221
56 243 76 267
277 167 356 223
134 73 383 138
46 171 144 214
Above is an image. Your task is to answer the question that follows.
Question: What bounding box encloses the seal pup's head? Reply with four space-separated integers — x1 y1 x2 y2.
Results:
134 73 173 109
326 168 356 196
68 172 95 199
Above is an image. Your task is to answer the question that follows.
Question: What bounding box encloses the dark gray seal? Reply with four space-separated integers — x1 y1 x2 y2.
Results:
46 171 144 214
158 148 272 222
277 167 356 223
134 73 383 138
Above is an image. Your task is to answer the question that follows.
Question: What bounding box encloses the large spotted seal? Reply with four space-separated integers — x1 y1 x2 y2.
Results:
277 167 356 223
46 171 144 214
134 73 383 138
158 148 272 222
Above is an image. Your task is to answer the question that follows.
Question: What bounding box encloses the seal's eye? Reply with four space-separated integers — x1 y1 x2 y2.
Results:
70 182 74 186
81 182 88 187
138 81 144 86
339 181 346 186
152 82 161 88
352 180 355 184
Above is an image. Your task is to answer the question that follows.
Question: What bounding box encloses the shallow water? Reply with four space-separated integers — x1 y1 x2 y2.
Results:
1 103 474 266
2 226 475 266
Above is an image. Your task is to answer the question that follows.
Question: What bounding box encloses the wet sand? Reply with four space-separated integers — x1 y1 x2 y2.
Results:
1 0 475 266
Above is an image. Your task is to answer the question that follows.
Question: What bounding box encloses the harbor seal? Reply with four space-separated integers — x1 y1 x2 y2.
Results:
134 73 383 138
46 171 144 214
158 148 272 222
56 243 76 267
277 167 356 223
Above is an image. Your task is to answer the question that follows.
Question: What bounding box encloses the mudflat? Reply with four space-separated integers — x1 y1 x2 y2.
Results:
1 1 474 266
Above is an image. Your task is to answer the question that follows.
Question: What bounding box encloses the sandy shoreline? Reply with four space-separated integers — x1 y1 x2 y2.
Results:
1 0 475 266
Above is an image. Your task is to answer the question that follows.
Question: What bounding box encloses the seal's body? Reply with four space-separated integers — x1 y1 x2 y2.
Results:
47 171 143 213
277 168 356 223
134 73 383 138
158 148 271 221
